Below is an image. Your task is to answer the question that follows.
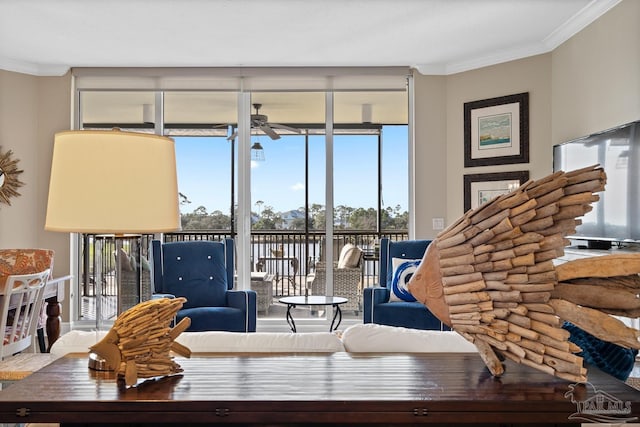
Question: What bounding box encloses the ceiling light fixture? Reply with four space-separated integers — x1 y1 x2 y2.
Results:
251 141 265 162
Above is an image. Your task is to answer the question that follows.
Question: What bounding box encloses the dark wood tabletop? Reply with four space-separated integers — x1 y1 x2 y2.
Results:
0 352 638 426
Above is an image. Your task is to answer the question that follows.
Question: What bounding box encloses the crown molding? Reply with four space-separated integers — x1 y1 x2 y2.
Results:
0 56 70 76
543 0 622 50
415 42 547 76
415 0 621 76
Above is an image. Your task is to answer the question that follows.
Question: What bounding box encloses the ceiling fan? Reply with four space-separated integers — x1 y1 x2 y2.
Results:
228 103 301 141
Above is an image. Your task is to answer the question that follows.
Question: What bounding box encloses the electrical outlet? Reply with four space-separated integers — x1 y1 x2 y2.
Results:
432 217 445 230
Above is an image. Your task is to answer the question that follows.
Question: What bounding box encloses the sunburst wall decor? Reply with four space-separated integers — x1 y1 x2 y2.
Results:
0 146 24 206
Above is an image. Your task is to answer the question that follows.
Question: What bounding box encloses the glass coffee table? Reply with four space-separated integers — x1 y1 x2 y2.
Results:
278 295 348 332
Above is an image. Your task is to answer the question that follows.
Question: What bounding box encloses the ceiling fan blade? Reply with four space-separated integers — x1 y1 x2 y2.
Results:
211 123 231 129
269 123 302 134
260 124 281 140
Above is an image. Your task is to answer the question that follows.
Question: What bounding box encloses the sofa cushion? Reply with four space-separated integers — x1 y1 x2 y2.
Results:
176 331 345 353
342 324 477 353
50 329 345 356
50 330 108 356
389 257 419 302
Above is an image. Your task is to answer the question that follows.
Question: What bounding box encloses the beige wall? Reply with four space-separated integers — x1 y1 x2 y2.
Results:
0 70 72 279
551 0 640 143
413 0 637 237
412 74 447 238
414 54 553 236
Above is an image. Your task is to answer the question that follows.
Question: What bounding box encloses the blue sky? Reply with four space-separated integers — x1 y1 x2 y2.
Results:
174 125 408 214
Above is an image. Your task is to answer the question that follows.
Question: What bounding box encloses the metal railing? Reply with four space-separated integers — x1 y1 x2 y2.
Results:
78 230 408 320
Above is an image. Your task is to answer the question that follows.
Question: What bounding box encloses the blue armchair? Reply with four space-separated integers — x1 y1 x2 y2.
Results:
150 239 257 332
363 238 449 331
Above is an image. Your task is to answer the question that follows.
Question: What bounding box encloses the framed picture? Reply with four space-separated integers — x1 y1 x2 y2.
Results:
464 171 529 212
464 92 529 167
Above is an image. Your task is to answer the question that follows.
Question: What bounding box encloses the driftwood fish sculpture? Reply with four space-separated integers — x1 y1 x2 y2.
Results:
89 297 192 387
409 165 640 382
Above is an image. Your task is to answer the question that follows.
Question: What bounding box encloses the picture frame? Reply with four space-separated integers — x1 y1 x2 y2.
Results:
464 92 529 167
463 171 529 212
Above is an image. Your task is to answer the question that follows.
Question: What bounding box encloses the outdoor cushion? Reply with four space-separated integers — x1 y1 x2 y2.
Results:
337 244 362 269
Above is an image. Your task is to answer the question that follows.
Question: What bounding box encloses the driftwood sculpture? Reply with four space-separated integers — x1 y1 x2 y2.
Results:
89 297 192 387
409 165 640 382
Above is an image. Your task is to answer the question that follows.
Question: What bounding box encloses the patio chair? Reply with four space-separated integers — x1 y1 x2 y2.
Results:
150 239 257 332
115 245 153 313
308 243 363 314
363 238 448 330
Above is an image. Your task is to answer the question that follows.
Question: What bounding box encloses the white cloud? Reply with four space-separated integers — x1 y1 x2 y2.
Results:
291 182 304 191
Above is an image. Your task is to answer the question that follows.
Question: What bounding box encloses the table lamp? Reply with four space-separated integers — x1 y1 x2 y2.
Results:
45 129 180 369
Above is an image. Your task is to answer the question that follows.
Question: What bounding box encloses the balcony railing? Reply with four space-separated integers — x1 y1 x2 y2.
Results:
78 230 408 321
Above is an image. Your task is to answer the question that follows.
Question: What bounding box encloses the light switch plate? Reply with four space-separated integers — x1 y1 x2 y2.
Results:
432 217 445 230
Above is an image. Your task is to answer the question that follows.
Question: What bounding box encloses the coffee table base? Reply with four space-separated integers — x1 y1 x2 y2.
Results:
279 296 348 332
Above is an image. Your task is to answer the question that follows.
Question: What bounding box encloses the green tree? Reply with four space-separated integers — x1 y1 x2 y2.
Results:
181 206 231 230
253 205 284 230
381 204 408 229
349 207 377 230
255 200 264 216
308 203 326 230
334 204 354 229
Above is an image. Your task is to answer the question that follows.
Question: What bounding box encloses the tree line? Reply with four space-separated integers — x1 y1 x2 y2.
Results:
180 203 408 231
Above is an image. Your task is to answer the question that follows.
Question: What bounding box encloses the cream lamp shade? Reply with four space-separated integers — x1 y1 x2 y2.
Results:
45 129 180 234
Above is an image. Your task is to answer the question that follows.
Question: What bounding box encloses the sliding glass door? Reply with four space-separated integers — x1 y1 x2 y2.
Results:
73 71 410 329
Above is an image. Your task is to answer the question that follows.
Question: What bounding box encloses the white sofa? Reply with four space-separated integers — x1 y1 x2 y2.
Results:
49 323 477 356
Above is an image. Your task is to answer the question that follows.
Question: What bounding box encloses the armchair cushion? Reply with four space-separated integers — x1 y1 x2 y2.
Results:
178 306 247 332
160 241 228 309
389 257 420 302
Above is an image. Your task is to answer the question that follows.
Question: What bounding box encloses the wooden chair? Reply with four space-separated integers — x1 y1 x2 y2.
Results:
0 269 50 359
0 249 55 352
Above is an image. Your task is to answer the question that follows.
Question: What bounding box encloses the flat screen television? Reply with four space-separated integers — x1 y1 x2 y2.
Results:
553 120 640 248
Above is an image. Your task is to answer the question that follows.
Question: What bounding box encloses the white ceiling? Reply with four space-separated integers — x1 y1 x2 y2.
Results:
0 0 621 77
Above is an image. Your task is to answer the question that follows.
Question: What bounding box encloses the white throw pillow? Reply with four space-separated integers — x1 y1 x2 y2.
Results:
389 257 420 302
341 324 478 353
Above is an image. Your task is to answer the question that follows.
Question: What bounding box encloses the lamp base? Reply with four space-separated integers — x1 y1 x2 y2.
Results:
88 352 112 371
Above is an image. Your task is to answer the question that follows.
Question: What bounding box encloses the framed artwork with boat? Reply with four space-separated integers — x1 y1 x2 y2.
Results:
464 92 529 167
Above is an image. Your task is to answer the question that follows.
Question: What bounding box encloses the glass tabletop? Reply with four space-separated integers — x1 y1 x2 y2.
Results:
278 295 348 306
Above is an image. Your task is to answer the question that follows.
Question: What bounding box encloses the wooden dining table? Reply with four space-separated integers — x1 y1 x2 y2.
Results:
41 275 72 350
0 351 637 426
